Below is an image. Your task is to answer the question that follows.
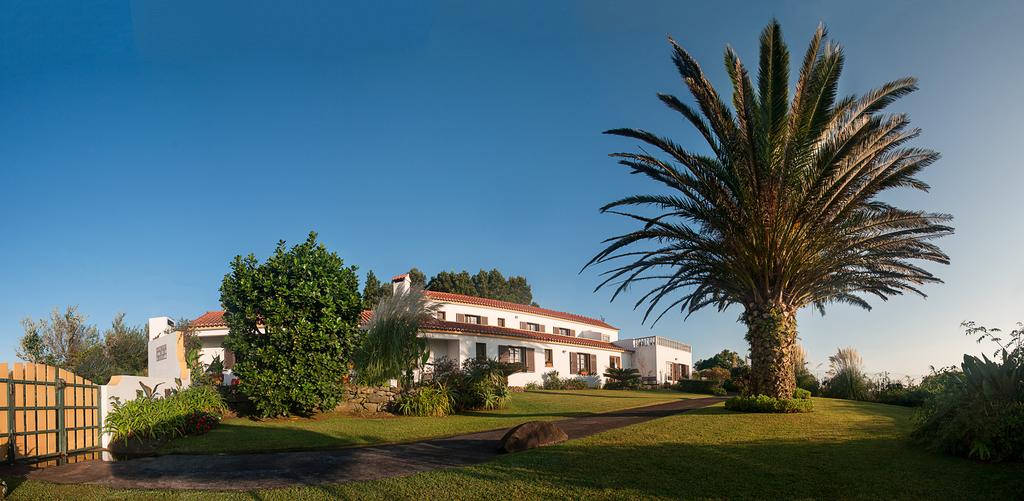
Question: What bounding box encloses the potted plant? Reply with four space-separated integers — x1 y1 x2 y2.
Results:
207 355 225 385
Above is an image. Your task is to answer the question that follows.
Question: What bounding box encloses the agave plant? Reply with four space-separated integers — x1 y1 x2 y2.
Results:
586 21 952 398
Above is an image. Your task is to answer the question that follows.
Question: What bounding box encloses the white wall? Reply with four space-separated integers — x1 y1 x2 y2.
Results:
99 374 182 460
433 302 619 342
615 337 693 383
422 331 626 387
147 330 189 381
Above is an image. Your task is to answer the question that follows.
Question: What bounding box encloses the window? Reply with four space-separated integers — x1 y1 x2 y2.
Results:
464 314 481 324
435 311 446 321
155 344 167 361
571 352 594 375
508 347 522 364
555 327 571 336
609 355 621 369
525 322 541 332
544 349 553 367
476 343 487 361
497 318 505 327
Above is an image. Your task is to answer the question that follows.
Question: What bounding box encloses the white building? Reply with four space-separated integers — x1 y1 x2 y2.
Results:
148 273 693 387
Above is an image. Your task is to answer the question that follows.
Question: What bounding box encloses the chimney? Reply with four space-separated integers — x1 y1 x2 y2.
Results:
391 273 411 295
148 316 176 340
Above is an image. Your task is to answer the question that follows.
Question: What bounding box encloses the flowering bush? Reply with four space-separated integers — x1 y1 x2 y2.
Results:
182 411 220 435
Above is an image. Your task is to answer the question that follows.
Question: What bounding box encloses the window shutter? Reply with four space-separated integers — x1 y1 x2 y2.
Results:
499 345 510 363
476 343 487 360
589 354 597 373
569 352 578 374
223 349 235 370
456 313 466 323
519 321 527 330
569 329 576 337
526 348 535 373
538 324 545 333
480 316 488 325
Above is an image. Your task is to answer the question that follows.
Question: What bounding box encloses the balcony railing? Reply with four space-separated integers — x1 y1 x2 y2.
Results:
622 336 691 353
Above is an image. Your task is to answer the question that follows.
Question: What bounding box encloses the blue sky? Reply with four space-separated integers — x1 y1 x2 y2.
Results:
1 1 1022 378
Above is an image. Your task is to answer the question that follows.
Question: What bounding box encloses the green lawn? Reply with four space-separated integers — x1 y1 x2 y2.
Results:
160 389 697 454
6 397 1024 499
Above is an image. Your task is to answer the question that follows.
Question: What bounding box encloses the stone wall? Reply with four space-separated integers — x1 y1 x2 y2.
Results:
338 385 399 414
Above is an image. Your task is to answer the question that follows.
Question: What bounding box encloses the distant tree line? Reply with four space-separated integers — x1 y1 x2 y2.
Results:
362 268 535 310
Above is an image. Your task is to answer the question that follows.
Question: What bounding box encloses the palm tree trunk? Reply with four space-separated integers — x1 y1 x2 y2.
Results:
743 305 798 399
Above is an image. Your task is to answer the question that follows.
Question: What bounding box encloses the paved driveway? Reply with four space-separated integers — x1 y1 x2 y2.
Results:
28 396 723 491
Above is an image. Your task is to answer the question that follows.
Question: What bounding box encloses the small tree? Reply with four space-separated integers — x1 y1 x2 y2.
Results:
18 305 99 367
221 232 362 417
356 287 438 387
694 349 747 371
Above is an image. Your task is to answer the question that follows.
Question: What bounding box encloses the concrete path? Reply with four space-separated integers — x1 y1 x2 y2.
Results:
27 396 722 491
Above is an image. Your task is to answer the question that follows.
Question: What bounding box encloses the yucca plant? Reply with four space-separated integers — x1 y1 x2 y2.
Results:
586 21 952 398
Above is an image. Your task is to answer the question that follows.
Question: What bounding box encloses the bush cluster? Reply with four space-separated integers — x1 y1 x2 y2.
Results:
793 387 812 400
603 367 642 390
541 370 589 390
725 394 814 413
671 379 724 395
104 384 227 443
395 383 454 417
912 353 1024 461
396 358 517 417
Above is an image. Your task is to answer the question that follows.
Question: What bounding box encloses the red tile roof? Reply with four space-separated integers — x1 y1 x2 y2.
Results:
423 290 617 330
197 309 625 351
191 311 227 329
419 318 627 351
391 273 408 282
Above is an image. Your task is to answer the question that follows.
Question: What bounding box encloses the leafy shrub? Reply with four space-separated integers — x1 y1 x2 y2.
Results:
603 367 642 390
793 388 811 400
711 386 727 396
723 366 750 394
433 358 519 412
911 321 1024 461
698 366 731 382
541 370 589 390
913 354 1024 461
795 372 821 395
672 379 723 395
396 383 454 417
725 394 814 413
105 383 228 444
524 382 541 391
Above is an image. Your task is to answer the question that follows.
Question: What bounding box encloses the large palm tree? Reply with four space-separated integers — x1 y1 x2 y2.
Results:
586 21 952 399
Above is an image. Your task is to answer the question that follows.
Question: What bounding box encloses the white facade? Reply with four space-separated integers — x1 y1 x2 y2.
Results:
146 274 693 388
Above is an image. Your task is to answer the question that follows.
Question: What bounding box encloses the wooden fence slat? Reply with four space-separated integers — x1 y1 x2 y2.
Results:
0 362 7 463
12 363 23 461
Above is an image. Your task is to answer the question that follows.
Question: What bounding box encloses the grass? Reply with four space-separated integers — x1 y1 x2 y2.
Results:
5 397 1023 499
159 389 697 454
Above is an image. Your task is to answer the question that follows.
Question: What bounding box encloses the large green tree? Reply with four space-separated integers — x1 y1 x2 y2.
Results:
221 232 362 416
695 349 747 371
586 21 952 399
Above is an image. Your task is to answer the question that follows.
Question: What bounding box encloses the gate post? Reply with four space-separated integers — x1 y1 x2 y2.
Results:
6 382 14 465
55 378 66 465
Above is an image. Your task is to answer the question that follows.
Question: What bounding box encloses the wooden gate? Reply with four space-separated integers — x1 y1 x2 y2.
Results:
0 363 101 466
